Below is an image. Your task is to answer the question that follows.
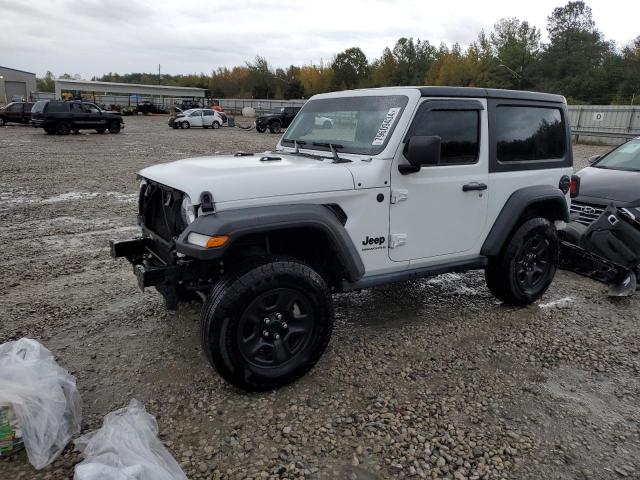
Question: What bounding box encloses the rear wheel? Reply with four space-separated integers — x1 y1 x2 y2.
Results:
269 120 282 134
256 124 267 133
56 122 71 135
485 218 559 305
201 257 333 391
212 121 220 129
107 121 121 134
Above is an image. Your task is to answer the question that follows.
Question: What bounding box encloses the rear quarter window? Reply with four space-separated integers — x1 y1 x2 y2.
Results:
496 106 565 162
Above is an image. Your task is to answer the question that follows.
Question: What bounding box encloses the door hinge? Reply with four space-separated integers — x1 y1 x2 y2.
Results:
389 233 407 248
390 189 408 204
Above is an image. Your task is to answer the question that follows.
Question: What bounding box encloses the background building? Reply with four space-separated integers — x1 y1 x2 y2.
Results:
0 66 37 104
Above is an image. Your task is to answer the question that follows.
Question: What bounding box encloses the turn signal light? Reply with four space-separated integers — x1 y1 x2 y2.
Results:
206 235 229 248
187 233 230 248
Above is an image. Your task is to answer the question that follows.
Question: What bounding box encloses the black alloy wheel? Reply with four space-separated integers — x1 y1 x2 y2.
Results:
237 288 315 368
515 233 552 294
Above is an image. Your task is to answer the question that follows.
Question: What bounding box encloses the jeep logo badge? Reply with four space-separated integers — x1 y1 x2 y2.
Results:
362 235 385 246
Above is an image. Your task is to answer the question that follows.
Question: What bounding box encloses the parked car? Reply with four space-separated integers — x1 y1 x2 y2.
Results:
570 137 640 226
137 101 167 115
171 108 225 129
255 106 301 133
0 102 34 126
31 100 124 135
111 86 576 391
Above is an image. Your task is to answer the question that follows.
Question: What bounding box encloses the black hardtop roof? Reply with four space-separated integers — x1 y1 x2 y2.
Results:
418 86 565 103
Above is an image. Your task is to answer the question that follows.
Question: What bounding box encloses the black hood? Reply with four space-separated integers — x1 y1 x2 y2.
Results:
576 166 640 206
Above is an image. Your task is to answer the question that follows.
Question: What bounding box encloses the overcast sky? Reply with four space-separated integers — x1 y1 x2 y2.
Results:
1 0 638 78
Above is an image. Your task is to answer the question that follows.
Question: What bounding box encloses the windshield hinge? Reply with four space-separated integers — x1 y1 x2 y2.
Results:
389 233 407 248
390 189 408 204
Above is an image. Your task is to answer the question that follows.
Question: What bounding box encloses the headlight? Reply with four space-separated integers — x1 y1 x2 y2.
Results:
181 195 196 224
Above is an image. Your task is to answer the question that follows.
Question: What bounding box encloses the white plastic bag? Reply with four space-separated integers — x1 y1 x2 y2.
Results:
74 399 188 480
0 338 82 469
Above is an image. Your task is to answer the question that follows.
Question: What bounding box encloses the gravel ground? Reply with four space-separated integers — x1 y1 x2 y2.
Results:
1 116 639 480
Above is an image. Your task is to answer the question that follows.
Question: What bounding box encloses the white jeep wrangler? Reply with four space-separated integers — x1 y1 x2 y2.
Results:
111 86 576 391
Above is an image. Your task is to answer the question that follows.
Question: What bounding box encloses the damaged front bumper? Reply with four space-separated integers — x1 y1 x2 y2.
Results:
559 204 640 296
109 234 220 309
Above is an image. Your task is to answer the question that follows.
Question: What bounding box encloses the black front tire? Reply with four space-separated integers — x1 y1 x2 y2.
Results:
56 122 71 135
107 121 121 134
485 218 559 305
269 120 282 134
201 257 334 391
256 124 266 133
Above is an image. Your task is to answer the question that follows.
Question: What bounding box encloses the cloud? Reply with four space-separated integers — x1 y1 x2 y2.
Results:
0 0 637 78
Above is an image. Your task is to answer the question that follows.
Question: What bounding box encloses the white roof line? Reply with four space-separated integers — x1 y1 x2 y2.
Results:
53 78 205 92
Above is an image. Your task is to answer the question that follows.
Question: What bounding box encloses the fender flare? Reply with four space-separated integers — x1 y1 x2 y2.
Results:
481 185 569 257
176 204 365 282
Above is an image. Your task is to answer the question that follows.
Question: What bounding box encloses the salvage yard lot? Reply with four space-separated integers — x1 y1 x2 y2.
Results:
1 116 639 479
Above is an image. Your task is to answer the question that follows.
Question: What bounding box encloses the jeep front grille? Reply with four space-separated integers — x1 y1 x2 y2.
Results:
570 201 605 226
139 182 187 242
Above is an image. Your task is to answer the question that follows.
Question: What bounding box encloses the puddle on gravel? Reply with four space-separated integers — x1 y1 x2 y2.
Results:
538 296 576 309
0 185 136 206
543 366 628 425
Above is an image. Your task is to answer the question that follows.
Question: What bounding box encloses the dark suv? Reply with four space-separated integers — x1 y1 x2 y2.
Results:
255 106 300 133
0 102 34 126
31 100 124 135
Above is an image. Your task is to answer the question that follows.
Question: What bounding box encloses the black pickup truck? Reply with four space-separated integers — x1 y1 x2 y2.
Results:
0 102 34 126
255 106 301 133
31 100 124 135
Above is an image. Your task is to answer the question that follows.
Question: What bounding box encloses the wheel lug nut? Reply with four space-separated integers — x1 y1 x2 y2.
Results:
263 330 269 337
264 318 270 324
274 333 280 340
276 313 282 320
282 322 288 329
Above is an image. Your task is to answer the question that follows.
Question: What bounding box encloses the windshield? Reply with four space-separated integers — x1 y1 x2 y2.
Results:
283 95 409 155
594 139 640 172
31 100 48 114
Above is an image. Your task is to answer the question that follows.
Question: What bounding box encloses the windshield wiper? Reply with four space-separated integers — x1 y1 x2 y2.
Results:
312 142 351 163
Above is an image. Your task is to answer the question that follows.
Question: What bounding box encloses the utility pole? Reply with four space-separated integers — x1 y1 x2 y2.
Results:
158 64 161 85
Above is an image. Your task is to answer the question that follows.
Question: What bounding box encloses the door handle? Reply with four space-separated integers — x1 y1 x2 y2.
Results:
462 182 488 192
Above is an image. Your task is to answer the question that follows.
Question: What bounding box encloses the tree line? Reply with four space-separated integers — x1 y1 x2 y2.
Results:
37 1 640 105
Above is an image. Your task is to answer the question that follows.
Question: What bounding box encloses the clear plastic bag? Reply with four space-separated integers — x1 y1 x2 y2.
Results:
74 399 187 480
0 338 82 469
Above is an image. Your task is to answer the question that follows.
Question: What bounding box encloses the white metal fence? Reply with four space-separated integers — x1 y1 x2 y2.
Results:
567 105 640 144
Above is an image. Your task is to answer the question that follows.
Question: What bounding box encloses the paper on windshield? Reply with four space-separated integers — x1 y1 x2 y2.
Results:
372 108 401 146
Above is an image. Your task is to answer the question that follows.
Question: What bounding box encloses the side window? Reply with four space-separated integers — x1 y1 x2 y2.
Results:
495 106 565 162
83 104 100 113
410 109 480 165
6 104 20 112
190 110 201 117
203 110 213 116
70 103 83 113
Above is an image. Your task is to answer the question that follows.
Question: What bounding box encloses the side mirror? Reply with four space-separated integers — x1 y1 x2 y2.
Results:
588 155 601 165
399 136 441 174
